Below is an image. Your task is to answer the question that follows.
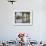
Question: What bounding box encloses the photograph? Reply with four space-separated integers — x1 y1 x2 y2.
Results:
15 11 32 26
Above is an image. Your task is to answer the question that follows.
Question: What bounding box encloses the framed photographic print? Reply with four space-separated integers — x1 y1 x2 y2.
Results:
15 10 33 26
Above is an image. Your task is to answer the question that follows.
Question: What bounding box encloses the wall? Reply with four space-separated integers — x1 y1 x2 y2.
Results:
0 0 46 42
